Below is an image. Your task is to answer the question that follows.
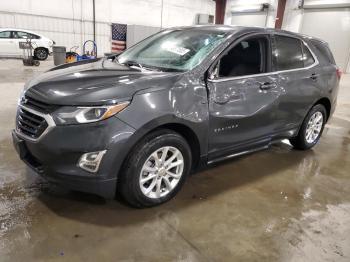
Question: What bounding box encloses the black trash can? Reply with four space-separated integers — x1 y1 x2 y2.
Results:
52 46 66 66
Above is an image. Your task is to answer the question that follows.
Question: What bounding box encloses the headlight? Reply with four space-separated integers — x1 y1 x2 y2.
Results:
54 102 129 125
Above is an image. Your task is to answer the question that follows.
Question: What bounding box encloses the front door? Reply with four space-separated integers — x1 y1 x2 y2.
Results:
207 35 282 161
0 31 17 56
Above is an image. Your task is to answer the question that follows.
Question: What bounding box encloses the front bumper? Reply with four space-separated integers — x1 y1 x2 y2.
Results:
12 116 135 199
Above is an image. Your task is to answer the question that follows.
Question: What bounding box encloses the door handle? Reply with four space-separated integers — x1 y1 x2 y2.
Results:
309 73 318 81
259 82 277 90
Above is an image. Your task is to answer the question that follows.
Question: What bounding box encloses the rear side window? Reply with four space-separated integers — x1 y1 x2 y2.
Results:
12 31 40 39
30 34 40 39
302 42 315 67
13 31 28 39
311 40 335 65
0 31 11 38
273 35 303 71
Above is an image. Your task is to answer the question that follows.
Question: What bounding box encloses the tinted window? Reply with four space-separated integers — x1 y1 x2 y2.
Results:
302 43 315 67
30 34 40 39
13 31 28 39
274 36 303 71
12 31 40 39
218 37 268 77
0 31 11 38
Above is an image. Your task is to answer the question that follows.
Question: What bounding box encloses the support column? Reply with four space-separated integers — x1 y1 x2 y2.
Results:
215 0 227 24
275 0 287 29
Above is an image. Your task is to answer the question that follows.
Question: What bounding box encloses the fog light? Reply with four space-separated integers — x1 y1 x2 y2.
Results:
78 150 106 173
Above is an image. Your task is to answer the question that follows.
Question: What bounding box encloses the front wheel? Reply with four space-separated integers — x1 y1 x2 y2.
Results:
118 129 192 208
290 104 327 150
34 48 48 60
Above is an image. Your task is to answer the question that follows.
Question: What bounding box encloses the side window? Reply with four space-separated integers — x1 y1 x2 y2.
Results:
274 35 303 71
302 43 315 67
29 33 40 39
218 37 268 78
0 31 11 38
13 31 29 39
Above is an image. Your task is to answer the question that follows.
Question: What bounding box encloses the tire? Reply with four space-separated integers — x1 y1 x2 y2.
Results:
290 104 327 150
34 48 48 60
118 129 192 208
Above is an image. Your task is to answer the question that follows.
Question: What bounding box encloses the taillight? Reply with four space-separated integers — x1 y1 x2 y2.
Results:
336 68 342 79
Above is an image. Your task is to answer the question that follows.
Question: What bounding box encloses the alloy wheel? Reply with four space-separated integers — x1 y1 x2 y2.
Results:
36 49 47 60
305 111 323 144
139 146 184 199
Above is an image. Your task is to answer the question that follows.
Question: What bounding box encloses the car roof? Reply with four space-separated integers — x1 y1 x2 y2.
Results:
0 28 42 36
168 25 320 41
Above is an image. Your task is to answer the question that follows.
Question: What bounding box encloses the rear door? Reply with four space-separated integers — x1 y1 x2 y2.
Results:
271 34 320 132
12 31 31 56
207 34 282 161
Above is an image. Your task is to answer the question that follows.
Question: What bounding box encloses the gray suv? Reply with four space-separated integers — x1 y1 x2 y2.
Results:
12 26 340 207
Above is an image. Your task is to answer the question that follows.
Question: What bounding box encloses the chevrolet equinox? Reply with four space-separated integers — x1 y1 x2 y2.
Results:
12 26 340 207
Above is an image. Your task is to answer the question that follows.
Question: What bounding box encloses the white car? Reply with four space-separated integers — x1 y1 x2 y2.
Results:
0 28 54 60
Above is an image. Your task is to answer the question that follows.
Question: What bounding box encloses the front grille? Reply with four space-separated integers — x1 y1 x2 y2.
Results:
16 107 48 139
21 96 57 114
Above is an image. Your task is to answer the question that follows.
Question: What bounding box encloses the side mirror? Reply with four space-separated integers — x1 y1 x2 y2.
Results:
208 65 219 80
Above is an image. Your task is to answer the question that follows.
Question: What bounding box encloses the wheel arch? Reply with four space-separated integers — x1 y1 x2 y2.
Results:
34 46 49 52
117 118 202 179
156 123 201 169
313 97 331 121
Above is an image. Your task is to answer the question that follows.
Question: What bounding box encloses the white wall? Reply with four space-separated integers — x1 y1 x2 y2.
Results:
282 0 350 32
0 0 215 55
224 0 278 27
282 0 350 72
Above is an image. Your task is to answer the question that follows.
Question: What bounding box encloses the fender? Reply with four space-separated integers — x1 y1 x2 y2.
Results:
109 114 204 180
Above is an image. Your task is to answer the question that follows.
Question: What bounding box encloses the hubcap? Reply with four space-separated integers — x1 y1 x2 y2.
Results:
139 146 184 199
305 111 323 144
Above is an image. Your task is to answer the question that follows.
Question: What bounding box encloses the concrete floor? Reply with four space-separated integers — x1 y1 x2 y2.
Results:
0 58 350 262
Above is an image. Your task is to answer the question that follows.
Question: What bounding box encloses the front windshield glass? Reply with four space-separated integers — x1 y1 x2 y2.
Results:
117 29 228 71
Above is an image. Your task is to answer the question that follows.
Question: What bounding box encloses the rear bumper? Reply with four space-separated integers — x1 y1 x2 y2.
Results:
12 116 135 199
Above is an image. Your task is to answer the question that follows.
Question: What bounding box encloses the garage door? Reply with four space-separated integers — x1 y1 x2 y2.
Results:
300 8 350 72
231 12 268 27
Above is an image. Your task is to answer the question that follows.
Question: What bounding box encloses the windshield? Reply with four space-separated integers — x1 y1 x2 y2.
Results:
117 29 228 71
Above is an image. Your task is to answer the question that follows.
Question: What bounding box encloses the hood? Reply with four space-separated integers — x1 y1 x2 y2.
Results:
24 58 182 106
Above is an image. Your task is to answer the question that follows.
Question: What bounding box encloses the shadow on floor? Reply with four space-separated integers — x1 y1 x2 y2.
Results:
33 141 319 227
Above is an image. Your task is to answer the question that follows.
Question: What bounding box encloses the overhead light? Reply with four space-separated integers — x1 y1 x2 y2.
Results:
302 2 350 9
231 3 269 13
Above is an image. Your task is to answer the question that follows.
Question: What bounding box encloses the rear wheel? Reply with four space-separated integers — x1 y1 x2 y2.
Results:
290 104 327 150
34 48 48 60
118 129 192 208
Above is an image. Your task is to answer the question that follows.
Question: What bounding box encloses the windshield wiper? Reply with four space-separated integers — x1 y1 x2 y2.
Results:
118 59 183 72
119 60 148 71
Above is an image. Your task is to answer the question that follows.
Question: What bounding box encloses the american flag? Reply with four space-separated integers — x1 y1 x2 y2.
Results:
111 23 127 53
